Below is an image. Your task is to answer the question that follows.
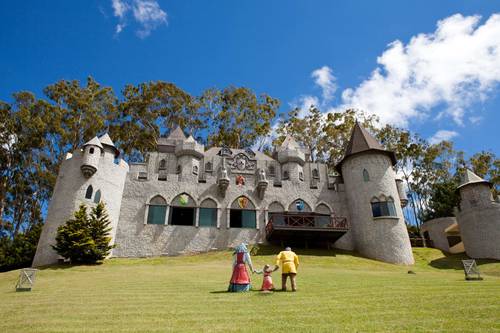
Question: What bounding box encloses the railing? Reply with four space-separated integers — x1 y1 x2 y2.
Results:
266 213 349 234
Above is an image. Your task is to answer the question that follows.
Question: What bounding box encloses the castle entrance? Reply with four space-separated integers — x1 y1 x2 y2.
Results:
229 196 256 228
169 193 196 226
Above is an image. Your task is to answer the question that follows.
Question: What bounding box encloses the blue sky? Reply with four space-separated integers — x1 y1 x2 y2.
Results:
1 1 499 156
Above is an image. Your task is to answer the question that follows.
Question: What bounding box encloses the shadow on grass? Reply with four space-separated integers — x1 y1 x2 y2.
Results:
429 251 499 271
37 262 104 271
250 244 360 257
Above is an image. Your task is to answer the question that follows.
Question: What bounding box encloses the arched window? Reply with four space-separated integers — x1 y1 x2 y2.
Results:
315 203 331 227
371 196 397 218
159 159 166 170
299 172 304 181
89 147 94 154
205 162 213 172
176 165 182 174
147 195 167 225
230 196 256 228
268 165 276 176
193 165 199 175
312 169 319 179
85 185 93 199
169 193 196 226
363 169 370 182
283 170 289 180
199 198 217 227
268 201 285 226
288 199 311 212
94 189 101 203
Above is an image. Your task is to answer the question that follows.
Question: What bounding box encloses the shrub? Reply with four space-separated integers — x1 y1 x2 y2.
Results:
52 203 114 264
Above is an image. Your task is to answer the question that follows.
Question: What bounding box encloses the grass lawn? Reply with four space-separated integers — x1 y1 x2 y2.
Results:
1 247 499 333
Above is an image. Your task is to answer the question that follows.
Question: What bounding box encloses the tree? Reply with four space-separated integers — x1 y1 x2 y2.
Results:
116 81 203 160
421 179 461 221
200 86 279 149
274 107 379 164
52 203 114 264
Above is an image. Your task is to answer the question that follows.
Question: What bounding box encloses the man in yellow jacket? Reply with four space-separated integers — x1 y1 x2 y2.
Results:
274 247 299 291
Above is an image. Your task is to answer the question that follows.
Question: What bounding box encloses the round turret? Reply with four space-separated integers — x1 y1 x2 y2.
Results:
81 136 103 178
276 135 306 182
456 169 500 260
337 123 413 265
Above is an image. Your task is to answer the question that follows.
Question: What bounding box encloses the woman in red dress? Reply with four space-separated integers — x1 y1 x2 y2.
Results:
228 243 254 292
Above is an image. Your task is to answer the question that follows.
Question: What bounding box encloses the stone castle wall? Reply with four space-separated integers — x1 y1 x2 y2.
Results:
112 151 351 257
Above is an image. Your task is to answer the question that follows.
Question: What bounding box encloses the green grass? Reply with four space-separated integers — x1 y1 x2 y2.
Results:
1 247 499 333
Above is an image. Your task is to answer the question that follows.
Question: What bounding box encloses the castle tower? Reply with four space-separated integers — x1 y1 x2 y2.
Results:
456 169 500 260
173 129 204 178
81 136 103 178
277 135 306 182
32 134 129 267
336 123 414 264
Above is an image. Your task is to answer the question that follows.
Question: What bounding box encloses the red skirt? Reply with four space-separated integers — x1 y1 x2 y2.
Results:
230 263 250 284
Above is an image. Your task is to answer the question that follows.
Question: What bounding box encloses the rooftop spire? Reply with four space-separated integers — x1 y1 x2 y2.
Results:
457 169 492 189
83 136 103 149
166 127 186 141
336 122 396 173
279 135 301 151
98 133 120 157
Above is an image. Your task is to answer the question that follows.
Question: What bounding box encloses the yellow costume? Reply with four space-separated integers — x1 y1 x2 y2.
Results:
275 250 299 274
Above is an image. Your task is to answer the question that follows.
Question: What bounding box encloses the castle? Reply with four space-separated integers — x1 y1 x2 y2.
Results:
33 123 415 266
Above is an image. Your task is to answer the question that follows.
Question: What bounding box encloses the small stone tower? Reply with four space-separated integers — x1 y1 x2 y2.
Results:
160 127 204 179
456 169 500 260
277 135 306 182
32 133 129 267
81 136 103 178
336 123 414 265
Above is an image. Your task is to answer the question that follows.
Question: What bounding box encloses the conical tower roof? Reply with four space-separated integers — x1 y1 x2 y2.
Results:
279 135 301 151
166 127 186 141
336 122 396 173
186 135 196 143
457 169 492 190
83 136 103 149
98 133 120 157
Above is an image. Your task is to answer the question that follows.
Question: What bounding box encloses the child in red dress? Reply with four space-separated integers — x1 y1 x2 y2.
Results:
254 264 275 291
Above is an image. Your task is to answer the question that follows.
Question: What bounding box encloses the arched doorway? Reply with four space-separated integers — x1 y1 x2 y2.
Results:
169 193 196 226
230 196 256 228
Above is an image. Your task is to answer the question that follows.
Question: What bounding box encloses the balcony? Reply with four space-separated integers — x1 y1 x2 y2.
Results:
265 213 349 246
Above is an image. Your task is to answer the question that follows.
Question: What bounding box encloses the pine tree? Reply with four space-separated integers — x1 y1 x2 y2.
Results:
52 203 114 264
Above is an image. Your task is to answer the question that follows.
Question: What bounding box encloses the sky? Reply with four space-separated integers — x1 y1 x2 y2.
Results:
0 0 499 157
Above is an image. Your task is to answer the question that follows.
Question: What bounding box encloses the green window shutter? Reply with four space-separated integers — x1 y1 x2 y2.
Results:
147 205 166 225
241 210 256 228
199 208 217 227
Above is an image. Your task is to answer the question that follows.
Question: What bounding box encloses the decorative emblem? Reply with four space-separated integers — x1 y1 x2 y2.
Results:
236 175 245 186
228 153 256 171
296 200 304 211
179 194 189 206
238 197 248 209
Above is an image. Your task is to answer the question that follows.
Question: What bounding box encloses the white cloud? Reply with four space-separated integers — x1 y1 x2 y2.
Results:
327 13 500 127
428 130 459 144
110 0 167 38
133 0 168 38
112 0 129 18
290 95 320 118
311 66 337 101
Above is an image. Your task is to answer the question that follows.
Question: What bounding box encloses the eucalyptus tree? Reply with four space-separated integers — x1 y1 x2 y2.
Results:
200 86 279 149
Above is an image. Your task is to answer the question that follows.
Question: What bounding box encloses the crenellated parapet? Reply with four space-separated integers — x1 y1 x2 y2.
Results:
175 135 204 159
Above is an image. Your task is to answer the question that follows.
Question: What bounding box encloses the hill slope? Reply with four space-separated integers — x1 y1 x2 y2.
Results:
1 247 499 332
